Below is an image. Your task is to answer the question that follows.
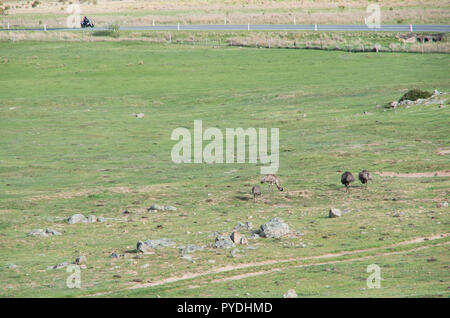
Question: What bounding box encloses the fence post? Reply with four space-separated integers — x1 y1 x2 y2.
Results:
152 19 155 26
314 24 317 31
177 23 180 31
248 22 250 31
410 24 413 32
294 17 296 25
224 17 226 25
44 24 47 31
8 22 10 29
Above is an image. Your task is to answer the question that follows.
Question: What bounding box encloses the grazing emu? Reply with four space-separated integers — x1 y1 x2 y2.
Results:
251 185 262 202
341 171 354 192
261 174 283 192
358 170 372 188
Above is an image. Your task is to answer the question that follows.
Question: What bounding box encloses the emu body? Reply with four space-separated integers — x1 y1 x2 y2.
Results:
358 170 372 188
251 185 262 202
341 171 354 192
260 174 283 192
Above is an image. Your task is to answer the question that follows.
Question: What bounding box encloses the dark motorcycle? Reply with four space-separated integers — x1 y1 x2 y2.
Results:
80 20 94 28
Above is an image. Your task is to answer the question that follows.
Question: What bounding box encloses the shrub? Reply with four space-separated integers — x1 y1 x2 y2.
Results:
31 0 39 8
399 89 432 102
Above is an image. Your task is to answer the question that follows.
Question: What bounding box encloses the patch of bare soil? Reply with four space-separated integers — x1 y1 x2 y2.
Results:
376 171 450 178
27 185 165 201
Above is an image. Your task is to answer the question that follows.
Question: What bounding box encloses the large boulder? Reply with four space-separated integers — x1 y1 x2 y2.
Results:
214 234 235 249
259 218 290 238
283 289 298 298
329 208 342 218
67 214 88 224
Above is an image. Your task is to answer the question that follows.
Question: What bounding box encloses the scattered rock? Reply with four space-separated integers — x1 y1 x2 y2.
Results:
134 113 145 118
67 214 88 224
329 208 342 218
181 254 194 262
47 262 70 270
87 215 97 223
75 256 87 265
27 229 48 237
45 228 62 236
109 252 124 258
283 289 298 298
259 218 290 238
140 238 176 249
147 204 177 212
97 216 106 223
179 244 204 255
8 264 17 269
230 231 243 244
234 221 253 232
214 234 235 249
392 211 404 217
437 202 448 208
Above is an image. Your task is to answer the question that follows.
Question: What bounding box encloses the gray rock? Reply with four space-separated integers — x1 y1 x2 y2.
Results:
181 254 194 262
214 234 235 249
283 289 298 298
109 252 120 258
329 208 342 218
147 204 165 211
390 101 398 108
87 215 97 223
67 214 88 224
47 262 70 270
259 218 290 238
164 205 177 211
437 202 448 208
97 216 106 223
27 229 48 237
234 221 253 231
179 244 204 255
75 256 87 265
137 240 153 253
45 228 62 236
142 238 176 249
8 264 17 269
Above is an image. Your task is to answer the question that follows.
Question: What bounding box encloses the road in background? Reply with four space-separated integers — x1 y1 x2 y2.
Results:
2 24 450 32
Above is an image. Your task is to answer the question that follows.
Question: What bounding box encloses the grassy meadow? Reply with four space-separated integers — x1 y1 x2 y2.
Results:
0 40 449 297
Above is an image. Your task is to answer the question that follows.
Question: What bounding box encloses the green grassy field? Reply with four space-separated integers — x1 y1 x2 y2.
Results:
0 41 449 297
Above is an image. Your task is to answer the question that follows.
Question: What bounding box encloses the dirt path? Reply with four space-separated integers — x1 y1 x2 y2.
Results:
376 171 450 178
84 233 448 297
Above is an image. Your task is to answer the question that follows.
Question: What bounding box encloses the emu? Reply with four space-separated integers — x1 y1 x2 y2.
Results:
251 185 261 202
261 174 283 192
341 171 354 192
358 170 372 188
